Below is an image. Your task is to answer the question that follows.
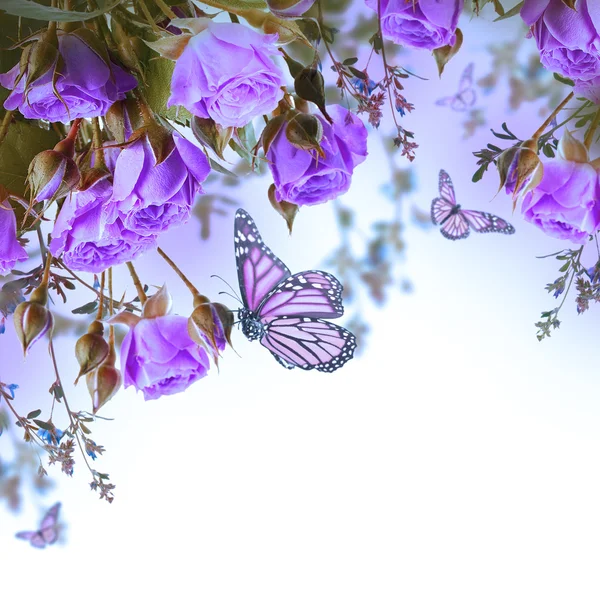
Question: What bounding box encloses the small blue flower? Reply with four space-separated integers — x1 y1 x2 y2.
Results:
552 278 565 299
38 427 65 445
586 265 599 283
0 316 5 335
351 76 377 96
7 384 18 399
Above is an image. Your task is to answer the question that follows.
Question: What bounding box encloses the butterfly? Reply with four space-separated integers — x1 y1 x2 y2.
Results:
234 209 356 372
435 63 476 112
431 170 515 240
15 502 61 548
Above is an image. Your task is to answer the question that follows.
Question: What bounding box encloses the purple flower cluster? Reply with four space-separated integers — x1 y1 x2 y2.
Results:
50 134 210 273
0 30 137 123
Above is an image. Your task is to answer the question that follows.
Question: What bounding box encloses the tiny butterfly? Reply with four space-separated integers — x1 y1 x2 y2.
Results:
15 502 61 549
436 63 476 112
431 170 515 240
234 209 356 372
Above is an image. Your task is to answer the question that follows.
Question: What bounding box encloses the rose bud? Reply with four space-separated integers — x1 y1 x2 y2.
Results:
87 346 122 414
13 284 54 356
294 67 332 123
28 119 81 203
268 183 299 234
187 294 231 361
191 116 233 161
266 0 316 18
285 111 325 158
74 320 109 384
498 139 542 202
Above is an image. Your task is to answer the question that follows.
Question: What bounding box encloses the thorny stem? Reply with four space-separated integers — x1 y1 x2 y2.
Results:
154 0 177 19
87 0 118 53
0 110 14 146
41 249 53 288
532 91 574 140
376 0 400 131
584 108 600 150
48 338 96 479
541 101 591 141
126 261 147 303
91 117 106 170
108 267 115 348
157 246 200 297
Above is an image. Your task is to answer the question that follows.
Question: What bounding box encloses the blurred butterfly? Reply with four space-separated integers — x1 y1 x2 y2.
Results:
431 170 515 240
15 502 61 548
234 209 356 372
435 63 476 112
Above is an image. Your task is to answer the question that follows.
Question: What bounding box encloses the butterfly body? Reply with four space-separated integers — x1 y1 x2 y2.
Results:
234 210 356 372
431 170 515 240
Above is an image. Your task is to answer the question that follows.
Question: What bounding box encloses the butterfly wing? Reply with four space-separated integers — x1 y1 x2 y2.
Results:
431 170 458 225
16 530 46 548
235 209 291 312
461 210 515 234
40 502 60 530
40 526 59 545
440 212 470 240
459 63 474 93
435 96 454 107
257 271 344 320
260 317 357 373
438 170 456 204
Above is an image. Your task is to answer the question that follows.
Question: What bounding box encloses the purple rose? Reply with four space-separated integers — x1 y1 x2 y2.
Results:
521 0 600 87
121 315 210 401
168 22 285 128
267 105 367 206
112 134 210 236
521 158 600 243
365 0 464 50
0 29 137 122
0 201 28 275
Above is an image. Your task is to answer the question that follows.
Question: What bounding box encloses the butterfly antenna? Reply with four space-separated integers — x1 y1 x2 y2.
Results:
218 291 242 305
211 274 242 304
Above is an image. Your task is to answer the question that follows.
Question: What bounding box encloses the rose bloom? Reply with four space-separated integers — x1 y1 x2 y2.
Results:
267 105 368 206
521 0 600 90
365 0 464 50
121 316 210 401
0 201 28 275
112 134 210 236
521 158 600 244
0 30 137 122
168 22 284 128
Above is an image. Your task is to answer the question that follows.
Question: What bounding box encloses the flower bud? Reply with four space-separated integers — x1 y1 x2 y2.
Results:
498 139 543 204
294 67 332 123
266 0 316 18
142 284 172 319
25 25 59 89
74 320 109 384
28 148 79 203
188 295 231 361
13 285 54 356
261 114 287 155
191 116 233 161
105 99 142 143
285 111 325 157
87 347 122 414
558 129 589 163
268 183 299 233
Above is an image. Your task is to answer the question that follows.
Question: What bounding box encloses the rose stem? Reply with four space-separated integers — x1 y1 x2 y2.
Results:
126 261 147 303
97 271 106 321
584 109 600 150
91 117 106 169
154 0 177 19
0 110 13 146
376 0 401 131
157 246 200 297
532 91 574 140
108 267 115 349
136 0 161 33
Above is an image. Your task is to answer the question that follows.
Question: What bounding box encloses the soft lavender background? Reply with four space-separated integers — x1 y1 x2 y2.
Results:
2 5 600 599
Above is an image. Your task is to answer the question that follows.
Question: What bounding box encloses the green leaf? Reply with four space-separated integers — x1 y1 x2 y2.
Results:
553 72 575 87
27 409 41 419
33 419 53 431
493 1 523 21
0 120 59 197
72 300 99 315
0 0 121 21
143 56 191 125
190 0 267 11
232 122 257 166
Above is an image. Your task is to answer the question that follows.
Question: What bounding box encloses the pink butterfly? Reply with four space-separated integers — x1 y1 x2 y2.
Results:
234 209 356 372
431 170 515 240
15 502 61 548
435 63 476 112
